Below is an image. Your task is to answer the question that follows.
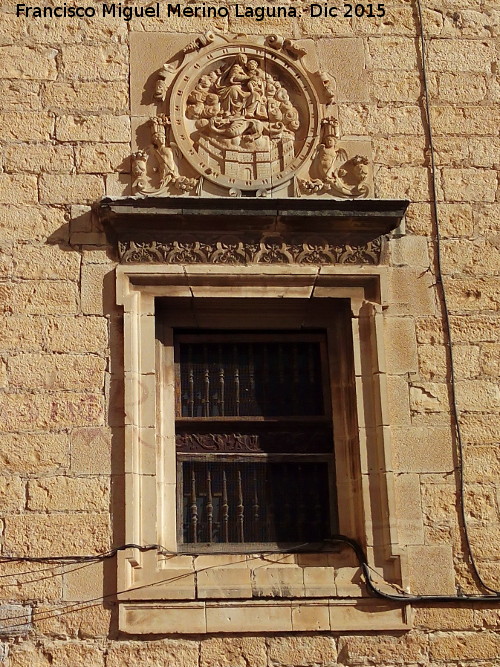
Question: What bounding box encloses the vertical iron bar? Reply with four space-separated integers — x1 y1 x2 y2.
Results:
222 469 229 542
206 466 213 543
188 345 194 417
236 467 244 543
203 344 210 417
233 344 240 416
218 344 225 417
252 467 259 542
190 466 198 543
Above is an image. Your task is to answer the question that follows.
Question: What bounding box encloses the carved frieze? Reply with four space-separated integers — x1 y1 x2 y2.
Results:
131 32 374 199
117 235 382 265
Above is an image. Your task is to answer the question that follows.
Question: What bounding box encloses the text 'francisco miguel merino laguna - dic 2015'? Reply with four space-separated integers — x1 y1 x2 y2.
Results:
16 3 386 21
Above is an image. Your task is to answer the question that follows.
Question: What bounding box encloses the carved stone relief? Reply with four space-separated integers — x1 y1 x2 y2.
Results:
131 32 374 199
117 235 382 265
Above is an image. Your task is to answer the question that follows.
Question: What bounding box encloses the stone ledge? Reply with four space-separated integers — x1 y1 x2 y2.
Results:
119 598 411 634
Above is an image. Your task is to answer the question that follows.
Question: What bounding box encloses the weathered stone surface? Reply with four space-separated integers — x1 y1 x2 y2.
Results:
44 82 128 113
449 315 500 343
338 633 427 664
4 513 110 557
45 316 109 354
464 485 498 522
45 642 105 667
0 80 42 111
428 39 496 73
27 476 109 512
415 606 475 631
0 112 53 141
56 115 130 143
0 603 31 636
76 143 130 174
465 524 500 560
1 280 78 315
367 37 419 70
0 476 24 512
268 636 337 666
373 137 426 167
7 644 51 667
410 382 449 413
460 415 500 444
437 72 488 103
70 427 113 475
4 144 74 174
455 380 500 411
0 205 68 242
11 245 80 280
437 203 474 237
39 174 104 204
0 174 38 204
431 106 499 135
392 426 454 472
371 70 421 103
429 631 500 661
0 45 57 79
418 343 479 379
441 168 497 202
9 353 106 391
34 603 111 639
61 44 128 81
341 104 423 136
0 432 68 474
0 560 62 602
106 640 199 667
200 637 267 667
0 392 103 431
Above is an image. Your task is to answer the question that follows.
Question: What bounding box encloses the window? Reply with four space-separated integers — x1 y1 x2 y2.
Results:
114 270 409 633
175 332 338 550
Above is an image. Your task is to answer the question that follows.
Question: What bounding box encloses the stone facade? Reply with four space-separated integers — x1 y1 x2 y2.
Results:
0 1 499 665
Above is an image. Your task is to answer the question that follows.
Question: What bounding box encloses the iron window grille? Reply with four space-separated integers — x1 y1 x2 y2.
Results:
175 332 338 552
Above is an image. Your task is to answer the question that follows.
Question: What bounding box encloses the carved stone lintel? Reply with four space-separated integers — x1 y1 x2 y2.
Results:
117 235 383 266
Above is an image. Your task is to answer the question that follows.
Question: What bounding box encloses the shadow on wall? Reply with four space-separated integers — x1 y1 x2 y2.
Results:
47 208 125 638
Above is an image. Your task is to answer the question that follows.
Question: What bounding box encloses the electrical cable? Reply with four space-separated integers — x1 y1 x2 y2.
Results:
1 535 500 636
414 0 500 595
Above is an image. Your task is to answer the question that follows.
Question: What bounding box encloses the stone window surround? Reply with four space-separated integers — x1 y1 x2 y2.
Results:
115 263 412 634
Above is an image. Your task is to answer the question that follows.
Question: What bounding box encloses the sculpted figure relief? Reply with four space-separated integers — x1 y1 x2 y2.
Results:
183 52 301 188
299 117 371 198
131 33 373 198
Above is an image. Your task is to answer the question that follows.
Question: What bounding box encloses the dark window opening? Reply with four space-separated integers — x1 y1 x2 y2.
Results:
175 332 337 551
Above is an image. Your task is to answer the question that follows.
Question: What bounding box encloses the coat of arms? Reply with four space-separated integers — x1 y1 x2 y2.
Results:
131 33 373 199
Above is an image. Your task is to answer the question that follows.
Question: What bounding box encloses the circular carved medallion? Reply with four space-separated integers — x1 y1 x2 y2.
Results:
169 44 320 192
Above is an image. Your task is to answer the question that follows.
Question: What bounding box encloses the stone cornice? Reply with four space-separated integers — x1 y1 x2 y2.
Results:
96 196 409 265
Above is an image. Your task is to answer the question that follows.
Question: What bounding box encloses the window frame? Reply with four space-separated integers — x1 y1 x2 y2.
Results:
116 264 410 633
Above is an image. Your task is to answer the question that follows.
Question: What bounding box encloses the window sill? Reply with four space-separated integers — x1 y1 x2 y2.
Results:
119 598 412 634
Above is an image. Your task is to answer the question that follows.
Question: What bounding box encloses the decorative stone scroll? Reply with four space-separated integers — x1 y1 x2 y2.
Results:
131 32 374 199
117 235 382 265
